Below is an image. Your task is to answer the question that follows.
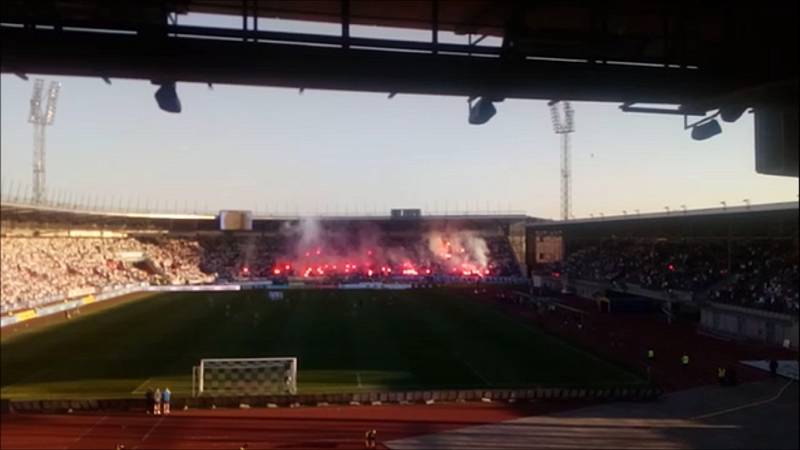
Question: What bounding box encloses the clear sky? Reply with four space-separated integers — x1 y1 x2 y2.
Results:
1 17 797 220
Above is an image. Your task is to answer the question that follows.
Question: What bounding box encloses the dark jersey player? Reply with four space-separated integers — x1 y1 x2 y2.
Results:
364 429 377 449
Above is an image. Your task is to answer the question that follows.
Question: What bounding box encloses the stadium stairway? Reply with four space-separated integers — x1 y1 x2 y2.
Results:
132 258 165 277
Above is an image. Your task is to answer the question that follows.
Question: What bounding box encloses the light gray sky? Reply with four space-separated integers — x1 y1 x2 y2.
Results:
1 17 797 219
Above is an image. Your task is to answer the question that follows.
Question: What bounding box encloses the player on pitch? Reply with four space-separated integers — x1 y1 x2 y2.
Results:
154 388 162 416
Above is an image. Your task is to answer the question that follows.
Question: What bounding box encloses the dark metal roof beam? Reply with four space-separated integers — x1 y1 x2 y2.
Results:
1 27 748 104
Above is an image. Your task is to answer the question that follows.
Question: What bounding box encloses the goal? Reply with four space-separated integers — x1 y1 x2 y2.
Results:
192 357 298 397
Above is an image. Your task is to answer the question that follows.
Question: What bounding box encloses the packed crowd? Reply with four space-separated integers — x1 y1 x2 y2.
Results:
198 235 283 280
485 236 521 276
546 238 798 313
708 241 799 313
1 233 521 313
556 240 727 291
0 236 216 313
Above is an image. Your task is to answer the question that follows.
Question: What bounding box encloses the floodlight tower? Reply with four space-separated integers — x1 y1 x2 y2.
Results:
549 101 575 220
28 79 61 203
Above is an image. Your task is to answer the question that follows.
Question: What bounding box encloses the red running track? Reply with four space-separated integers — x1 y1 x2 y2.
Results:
1 401 586 449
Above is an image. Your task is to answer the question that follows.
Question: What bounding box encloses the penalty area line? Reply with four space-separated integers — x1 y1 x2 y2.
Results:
131 378 153 395
455 352 492 387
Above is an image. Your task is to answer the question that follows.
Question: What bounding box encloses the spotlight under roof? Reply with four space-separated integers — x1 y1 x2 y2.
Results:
468 98 497 125
690 119 722 140
154 82 181 113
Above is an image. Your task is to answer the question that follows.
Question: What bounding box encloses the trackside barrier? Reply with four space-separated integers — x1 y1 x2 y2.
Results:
7 385 662 413
0 284 242 328
1 284 148 328
1 276 534 328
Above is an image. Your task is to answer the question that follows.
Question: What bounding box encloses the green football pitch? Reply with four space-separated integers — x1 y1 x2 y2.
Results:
1 289 642 400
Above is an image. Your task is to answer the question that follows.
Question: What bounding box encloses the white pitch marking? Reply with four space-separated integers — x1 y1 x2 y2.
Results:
457 353 492 387
131 378 153 394
133 416 164 449
691 379 795 420
67 415 107 449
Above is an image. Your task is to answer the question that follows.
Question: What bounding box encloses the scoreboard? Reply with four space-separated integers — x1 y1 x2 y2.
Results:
219 210 253 231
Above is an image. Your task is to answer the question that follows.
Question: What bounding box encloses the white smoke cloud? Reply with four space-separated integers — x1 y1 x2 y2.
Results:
274 220 493 276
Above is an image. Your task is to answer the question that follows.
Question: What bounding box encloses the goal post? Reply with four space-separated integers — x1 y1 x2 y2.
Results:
196 357 298 396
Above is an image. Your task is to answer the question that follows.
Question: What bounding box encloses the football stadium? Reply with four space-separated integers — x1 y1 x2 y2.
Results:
1 1 798 449
1 214 645 400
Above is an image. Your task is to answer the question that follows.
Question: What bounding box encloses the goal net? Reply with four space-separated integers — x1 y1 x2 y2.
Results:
193 357 298 396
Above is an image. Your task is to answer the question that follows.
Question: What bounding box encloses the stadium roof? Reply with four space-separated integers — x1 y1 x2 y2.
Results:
0 201 218 231
529 201 799 229
1 0 796 107
3 0 796 177
267 213 533 223
527 201 799 239
0 201 215 221
0 200 535 231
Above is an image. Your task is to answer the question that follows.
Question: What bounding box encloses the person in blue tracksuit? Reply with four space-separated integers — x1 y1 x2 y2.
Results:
162 387 171 415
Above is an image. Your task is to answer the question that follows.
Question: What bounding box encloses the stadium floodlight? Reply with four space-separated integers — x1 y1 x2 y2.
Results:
549 100 575 220
28 79 44 124
549 100 575 134
44 82 61 125
468 97 497 125
28 79 61 204
690 119 722 140
154 81 181 113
